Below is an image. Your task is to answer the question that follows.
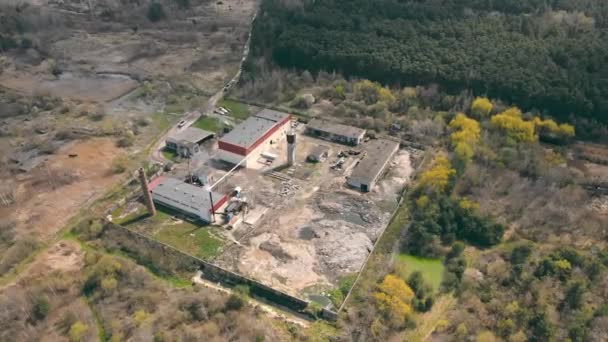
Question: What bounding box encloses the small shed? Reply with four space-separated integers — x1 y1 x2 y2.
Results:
166 127 215 157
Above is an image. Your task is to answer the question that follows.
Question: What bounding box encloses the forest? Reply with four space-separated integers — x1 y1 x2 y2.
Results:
248 0 608 124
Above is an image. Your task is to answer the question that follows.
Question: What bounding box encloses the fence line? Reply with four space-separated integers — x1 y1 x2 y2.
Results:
102 222 338 321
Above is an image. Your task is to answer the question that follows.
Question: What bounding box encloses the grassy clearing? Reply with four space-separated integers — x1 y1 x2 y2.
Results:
192 116 222 132
395 254 444 293
130 209 223 260
154 223 223 260
161 148 181 163
151 112 172 131
218 99 250 121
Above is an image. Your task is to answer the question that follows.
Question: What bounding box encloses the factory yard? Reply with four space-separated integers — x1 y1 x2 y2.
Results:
113 113 415 306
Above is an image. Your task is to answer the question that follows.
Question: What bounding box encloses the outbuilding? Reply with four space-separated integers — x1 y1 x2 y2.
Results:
166 127 215 157
347 139 400 192
306 118 366 146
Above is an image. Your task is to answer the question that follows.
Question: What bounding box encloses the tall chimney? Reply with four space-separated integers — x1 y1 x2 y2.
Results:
138 167 156 216
286 131 296 166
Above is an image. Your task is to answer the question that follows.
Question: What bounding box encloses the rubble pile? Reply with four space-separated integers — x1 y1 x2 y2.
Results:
279 180 301 197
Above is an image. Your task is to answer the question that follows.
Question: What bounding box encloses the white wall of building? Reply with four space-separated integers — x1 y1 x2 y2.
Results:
218 122 289 168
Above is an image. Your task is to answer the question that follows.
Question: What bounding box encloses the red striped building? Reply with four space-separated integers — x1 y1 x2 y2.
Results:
218 109 290 167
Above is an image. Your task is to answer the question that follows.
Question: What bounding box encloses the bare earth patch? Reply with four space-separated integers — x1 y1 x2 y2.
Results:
1 239 84 291
7 137 126 240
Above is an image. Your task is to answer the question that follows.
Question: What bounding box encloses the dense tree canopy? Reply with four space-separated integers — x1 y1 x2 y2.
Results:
250 0 608 123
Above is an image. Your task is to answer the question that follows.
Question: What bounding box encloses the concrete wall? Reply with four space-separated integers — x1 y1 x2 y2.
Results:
100 222 338 321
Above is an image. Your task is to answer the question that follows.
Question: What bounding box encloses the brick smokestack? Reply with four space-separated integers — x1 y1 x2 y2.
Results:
138 167 156 216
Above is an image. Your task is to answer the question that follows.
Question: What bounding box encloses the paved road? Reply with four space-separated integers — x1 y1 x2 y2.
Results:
150 11 257 164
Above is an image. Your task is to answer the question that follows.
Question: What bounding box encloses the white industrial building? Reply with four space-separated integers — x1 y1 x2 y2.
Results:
217 109 290 168
149 177 227 223
347 139 400 192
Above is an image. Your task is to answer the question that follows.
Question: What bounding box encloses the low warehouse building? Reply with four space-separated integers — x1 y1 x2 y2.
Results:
347 139 400 192
218 109 290 167
166 127 215 157
306 118 366 146
149 177 227 223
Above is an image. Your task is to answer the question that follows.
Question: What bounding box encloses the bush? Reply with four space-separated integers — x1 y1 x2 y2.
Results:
111 155 129 174
116 131 135 148
224 294 244 311
88 108 105 122
58 312 77 335
69 321 88 342
0 239 38 275
303 302 323 319
147 2 166 22
176 0 190 9
31 295 50 322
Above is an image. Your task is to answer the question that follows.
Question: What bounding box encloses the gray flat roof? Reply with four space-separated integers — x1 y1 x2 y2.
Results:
151 177 223 217
219 110 289 149
168 127 214 144
255 109 289 122
306 118 366 139
349 139 400 186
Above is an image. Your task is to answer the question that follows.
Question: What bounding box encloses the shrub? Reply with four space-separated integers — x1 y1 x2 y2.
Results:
147 2 166 22
176 0 190 9
88 108 105 122
111 155 129 174
69 321 88 342
116 131 135 148
31 295 50 322
224 293 244 311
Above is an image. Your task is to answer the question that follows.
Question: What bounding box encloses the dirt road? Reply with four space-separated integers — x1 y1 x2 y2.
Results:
150 11 257 164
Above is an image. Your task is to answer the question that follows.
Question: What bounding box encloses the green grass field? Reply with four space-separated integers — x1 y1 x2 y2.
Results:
192 116 222 132
395 254 444 293
218 99 250 121
154 223 223 260
119 207 225 260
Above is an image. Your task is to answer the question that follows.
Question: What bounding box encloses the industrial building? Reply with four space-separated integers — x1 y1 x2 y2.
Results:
347 139 400 192
218 109 290 167
166 127 215 157
148 177 227 223
306 118 366 146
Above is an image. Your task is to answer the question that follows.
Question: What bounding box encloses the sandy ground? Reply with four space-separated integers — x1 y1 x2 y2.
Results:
1 239 84 290
207 132 413 298
1 138 126 240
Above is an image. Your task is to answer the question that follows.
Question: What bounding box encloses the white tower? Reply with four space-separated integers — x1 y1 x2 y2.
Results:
287 130 296 166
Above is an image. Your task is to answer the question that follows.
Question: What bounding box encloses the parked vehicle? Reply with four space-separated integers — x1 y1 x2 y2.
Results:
177 120 187 128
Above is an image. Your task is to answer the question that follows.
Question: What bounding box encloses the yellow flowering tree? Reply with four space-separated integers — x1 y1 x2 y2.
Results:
490 107 536 142
374 274 414 322
470 97 493 117
418 155 456 193
534 117 575 140
449 113 480 162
